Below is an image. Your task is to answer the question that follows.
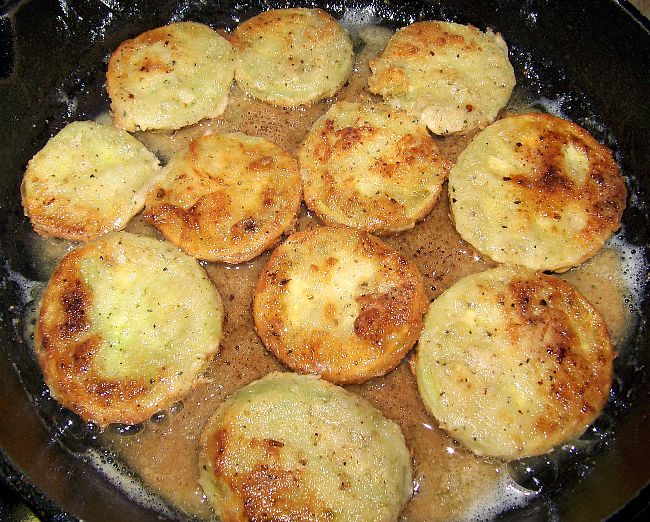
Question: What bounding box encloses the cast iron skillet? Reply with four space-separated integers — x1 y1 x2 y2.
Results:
0 0 649 520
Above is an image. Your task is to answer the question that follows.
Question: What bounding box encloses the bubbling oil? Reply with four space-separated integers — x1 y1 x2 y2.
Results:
13 12 647 522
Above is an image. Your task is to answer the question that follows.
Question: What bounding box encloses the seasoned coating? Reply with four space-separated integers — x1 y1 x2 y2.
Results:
449 113 627 272
299 101 449 235
232 8 354 106
107 22 235 131
416 266 613 459
35 232 223 427
21 121 160 241
254 226 427 384
368 21 515 135
199 372 412 522
144 132 301 264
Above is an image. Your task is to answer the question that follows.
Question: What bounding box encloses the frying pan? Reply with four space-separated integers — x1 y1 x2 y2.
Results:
0 0 649 520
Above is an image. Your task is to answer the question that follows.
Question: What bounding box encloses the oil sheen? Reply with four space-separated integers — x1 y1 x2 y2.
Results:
18 21 644 522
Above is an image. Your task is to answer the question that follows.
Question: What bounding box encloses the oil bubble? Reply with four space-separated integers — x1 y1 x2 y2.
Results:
169 401 184 414
507 455 559 493
150 411 167 423
112 423 145 436
51 407 100 451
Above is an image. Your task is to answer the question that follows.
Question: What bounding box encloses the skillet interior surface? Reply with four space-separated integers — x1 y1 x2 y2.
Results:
0 0 649 520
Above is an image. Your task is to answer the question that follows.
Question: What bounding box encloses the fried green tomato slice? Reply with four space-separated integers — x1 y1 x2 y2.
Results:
35 232 223 426
448 113 627 272
416 266 613 459
21 121 160 241
368 21 515 135
144 132 301 263
232 8 354 106
107 22 235 131
299 101 449 235
199 372 413 522
254 226 427 384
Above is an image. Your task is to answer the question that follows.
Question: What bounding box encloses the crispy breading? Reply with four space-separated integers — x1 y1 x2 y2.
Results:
199 372 412 522
299 101 449 235
416 266 613 459
254 226 427 384
35 232 223 426
449 113 627 271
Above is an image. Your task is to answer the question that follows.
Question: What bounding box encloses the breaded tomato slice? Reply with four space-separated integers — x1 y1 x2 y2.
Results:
35 232 223 426
199 372 412 522
107 22 234 131
232 8 353 106
449 113 627 271
369 21 515 135
22 121 160 241
299 101 449 235
254 226 427 384
144 132 301 263
416 266 613 459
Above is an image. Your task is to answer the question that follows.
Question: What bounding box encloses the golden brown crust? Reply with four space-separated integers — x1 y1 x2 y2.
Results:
36 246 145 425
368 21 515 134
416 266 614 458
510 115 625 242
299 102 449 235
21 121 160 241
107 22 234 131
253 226 427 384
198 372 413 522
35 232 223 426
232 8 354 107
144 132 302 263
449 112 627 271
206 426 335 522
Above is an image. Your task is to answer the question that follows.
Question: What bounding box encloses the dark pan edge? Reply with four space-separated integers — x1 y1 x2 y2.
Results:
1 1 649 520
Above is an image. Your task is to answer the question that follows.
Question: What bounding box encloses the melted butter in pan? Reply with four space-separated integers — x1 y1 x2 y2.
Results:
20 24 639 522
562 247 633 349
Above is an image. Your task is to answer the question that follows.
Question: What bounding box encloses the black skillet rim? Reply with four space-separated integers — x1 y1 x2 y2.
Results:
1 0 649 520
